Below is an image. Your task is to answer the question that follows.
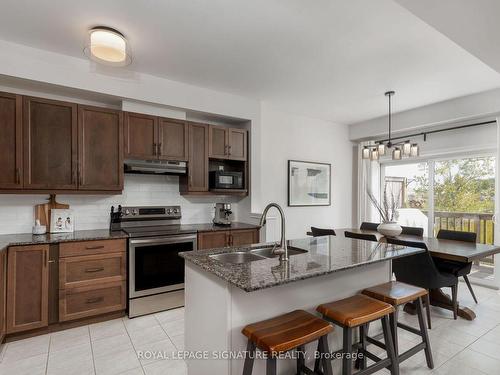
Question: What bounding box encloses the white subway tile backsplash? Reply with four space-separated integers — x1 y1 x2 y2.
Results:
0 175 245 235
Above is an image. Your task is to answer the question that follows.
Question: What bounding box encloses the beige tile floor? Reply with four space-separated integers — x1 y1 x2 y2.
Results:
1 283 500 374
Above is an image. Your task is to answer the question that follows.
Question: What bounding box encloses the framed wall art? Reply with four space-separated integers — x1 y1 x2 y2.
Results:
288 160 331 206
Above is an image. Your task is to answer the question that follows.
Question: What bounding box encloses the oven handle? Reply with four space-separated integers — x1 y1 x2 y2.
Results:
129 235 197 246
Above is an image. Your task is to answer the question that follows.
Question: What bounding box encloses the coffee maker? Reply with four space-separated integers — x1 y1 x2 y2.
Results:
213 203 232 226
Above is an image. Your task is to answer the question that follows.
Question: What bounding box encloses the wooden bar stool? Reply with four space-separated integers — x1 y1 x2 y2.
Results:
317 294 398 375
242 309 334 375
361 281 434 369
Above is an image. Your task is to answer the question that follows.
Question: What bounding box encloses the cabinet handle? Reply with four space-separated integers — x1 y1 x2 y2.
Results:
86 297 104 304
43 250 47 267
224 145 228 156
158 143 162 156
153 143 157 156
228 145 231 156
15 168 20 184
85 245 105 250
85 267 104 273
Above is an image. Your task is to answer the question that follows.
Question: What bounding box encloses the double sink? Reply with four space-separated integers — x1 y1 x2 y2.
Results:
209 246 307 264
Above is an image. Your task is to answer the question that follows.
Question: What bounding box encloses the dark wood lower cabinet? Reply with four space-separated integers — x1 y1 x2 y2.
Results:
231 229 260 246
3 239 126 338
6 245 49 334
59 281 126 322
198 231 229 250
197 228 260 250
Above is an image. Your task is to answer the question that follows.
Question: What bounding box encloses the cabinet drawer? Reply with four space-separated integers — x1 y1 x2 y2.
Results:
59 239 126 257
59 281 125 322
59 252 126 289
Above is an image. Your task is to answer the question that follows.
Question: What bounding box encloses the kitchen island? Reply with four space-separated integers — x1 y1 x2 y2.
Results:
180 235 424 375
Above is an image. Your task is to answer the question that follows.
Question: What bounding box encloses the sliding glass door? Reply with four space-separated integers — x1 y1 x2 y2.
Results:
433 157 495 285
381 154 496 287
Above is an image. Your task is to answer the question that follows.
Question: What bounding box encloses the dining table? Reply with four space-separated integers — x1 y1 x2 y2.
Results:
307 227 500 320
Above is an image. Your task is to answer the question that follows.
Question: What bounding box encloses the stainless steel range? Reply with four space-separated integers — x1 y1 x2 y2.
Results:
110 205 197 318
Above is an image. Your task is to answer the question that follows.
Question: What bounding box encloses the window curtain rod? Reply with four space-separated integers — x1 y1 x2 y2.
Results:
375 119 496 144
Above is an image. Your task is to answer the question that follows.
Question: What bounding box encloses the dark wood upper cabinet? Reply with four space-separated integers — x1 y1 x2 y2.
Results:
182 122 208 192
6 245 49 334
78 105 123 191
124 113 187 162
209 125 247 161
158 118 188 161
0 92 22 189
228 128 247 161
0 250 6 342
124 112 157 160
23 97 78 190
209 125 228 159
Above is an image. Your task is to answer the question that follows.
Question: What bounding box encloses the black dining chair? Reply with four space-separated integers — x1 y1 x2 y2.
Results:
401 226 424 237
344 231 378 242
434 229 478 304
360 222 380 231
310 227 336 237
388 238 459 324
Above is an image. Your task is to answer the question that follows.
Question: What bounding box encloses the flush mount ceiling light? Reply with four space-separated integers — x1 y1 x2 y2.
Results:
84 26 131 66
361 91 419 161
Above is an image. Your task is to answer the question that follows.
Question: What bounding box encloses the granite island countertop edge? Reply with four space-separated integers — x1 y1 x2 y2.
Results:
180 240 425 292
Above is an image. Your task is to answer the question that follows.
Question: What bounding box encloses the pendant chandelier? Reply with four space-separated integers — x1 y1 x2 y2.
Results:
362 91 419 161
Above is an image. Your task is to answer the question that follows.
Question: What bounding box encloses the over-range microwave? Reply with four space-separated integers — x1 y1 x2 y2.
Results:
209 171 244 189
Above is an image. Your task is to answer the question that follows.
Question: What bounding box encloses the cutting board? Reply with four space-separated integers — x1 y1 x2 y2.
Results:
34 195 70 232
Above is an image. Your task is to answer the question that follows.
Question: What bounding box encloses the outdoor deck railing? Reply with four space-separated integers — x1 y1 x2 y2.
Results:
421 210 494 265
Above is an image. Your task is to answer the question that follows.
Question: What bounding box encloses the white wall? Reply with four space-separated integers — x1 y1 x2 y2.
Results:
349 88 500 141
256 103 354 240
0 175 242 235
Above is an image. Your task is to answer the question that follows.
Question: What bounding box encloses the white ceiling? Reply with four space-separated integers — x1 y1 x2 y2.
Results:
1 0 499 124
396 0 500 75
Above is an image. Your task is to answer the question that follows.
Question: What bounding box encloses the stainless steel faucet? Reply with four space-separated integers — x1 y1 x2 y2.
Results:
259 203 288 262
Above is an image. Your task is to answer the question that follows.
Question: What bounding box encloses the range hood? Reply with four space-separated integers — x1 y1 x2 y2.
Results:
124 159 187 175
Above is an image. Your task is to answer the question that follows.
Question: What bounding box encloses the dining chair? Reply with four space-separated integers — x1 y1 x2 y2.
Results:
360 222 380 231
345 231 378 242
310 227 336 237
401 226 424 237
435 229 478 303
388 238 459 324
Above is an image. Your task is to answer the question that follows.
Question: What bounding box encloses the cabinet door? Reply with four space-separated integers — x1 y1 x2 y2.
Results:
0 250 6 341
78 105 123 191
124 112 157 159
197 231 229 250
6 245 49 334
0 92 22 189
158 118 188 161
209 125 227 159
228 128 247 161
23 97 78 189
187 123 209 191
230 229 259 247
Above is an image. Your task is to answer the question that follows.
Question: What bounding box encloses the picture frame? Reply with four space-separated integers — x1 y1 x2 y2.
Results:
288 160 331 206
50 208 74 233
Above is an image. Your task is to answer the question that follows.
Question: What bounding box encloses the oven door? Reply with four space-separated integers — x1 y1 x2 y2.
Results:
129 234 197 299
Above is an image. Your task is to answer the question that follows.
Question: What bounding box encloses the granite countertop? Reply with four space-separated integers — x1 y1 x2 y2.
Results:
0 229 128 253
182 222 260 232
0 222 259 253
180 236 425 292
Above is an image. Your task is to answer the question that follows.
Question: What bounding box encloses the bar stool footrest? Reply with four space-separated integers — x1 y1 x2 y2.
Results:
397 322 423 337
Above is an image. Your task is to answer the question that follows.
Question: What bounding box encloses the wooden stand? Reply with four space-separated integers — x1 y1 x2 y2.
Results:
403 288 476 321
34 195 69 232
